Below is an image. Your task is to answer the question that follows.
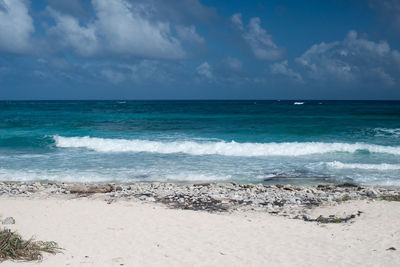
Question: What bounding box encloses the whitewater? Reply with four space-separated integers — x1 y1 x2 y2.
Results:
53 136 400 156
1 100 400 185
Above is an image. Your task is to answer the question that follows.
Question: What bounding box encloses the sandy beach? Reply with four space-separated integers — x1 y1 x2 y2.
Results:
1 184 399 267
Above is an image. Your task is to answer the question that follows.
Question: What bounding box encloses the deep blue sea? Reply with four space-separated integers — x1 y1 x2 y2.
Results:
1 100 400 185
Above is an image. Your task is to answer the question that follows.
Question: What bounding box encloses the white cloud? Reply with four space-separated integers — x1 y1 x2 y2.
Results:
0 0 34 54
270 60 302 82
223 56 242 71
48 0 187 59
94 0 185 59
392 50 400 70
118 60 184 84
231 13 243 31
196 62 212 78
232 13 284 61
48 8 98 56
175 25 204 44
101 69 125 84
370 68 395 86
296 30 399 85
127 60 170 82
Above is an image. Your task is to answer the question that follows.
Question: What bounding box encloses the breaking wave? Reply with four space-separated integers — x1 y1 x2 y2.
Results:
53 136 400 156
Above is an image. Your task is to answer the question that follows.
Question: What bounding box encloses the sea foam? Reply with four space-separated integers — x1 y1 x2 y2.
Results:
53 136 400 156
374 128 400 137
0 168 233 182
326 161 400 170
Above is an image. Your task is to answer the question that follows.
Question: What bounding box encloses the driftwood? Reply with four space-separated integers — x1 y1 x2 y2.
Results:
68 184 114 194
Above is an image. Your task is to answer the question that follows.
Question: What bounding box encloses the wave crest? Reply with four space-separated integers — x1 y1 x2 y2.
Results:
326 161 400 170
53 136 400 157
374 128 400 137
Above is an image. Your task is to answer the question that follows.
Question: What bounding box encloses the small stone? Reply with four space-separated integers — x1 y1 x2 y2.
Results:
367 190 378 198
386 247 396 251
2 217 15 225
303 214 317 221
337 183 358 188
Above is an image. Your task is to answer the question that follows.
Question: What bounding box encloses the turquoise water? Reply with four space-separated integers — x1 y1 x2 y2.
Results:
1 100 400 185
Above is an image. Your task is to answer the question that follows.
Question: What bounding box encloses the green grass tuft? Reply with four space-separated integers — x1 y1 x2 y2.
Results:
0 229 62 262
316 217 343 223
337 195 352 202
380 195 400 201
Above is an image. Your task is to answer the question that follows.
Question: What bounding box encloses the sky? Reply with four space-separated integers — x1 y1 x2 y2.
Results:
0 0 400 100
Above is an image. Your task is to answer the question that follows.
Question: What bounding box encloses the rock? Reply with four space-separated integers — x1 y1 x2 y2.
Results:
283 185 293 191
305 193 314 199
69 184 114 194
2 217 15 225
194 183 211 187
252 207 263 211
337 182 358 188
367 190 378 198
303 214 318 221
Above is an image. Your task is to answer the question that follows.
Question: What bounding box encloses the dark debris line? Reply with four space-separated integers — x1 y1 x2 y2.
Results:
0 182 399 222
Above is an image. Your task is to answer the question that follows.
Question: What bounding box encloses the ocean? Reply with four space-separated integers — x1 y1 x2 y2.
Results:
1 100 399 185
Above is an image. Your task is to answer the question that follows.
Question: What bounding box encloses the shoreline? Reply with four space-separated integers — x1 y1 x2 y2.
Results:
1 181 399 220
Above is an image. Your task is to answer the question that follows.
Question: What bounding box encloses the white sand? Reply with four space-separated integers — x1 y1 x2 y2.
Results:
1 198 399 267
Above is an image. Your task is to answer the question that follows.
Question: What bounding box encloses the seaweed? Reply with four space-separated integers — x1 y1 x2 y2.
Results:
0 229 62 262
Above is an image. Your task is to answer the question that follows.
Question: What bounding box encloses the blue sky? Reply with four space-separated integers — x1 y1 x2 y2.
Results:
0 0 400 100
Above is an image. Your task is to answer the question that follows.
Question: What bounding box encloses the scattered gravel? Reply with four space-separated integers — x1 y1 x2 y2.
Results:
0 181 399 220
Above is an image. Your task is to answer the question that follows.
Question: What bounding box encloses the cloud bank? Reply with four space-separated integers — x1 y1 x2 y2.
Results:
0 1 400 99
0 0 34 54
296 30 399 86
47 0 192 59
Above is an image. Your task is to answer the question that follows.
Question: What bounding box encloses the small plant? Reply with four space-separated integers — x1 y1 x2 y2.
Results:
329 218 343 223
380 195 400 202
316 217 343 223
337 195 352 202
0 229 62 262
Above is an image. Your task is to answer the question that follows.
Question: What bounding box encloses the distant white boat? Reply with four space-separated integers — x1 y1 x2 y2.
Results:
293 102 304 105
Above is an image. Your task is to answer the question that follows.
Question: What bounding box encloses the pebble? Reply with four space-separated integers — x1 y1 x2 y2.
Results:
303 214 318 221
367 190 378 198
2 217 15 225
